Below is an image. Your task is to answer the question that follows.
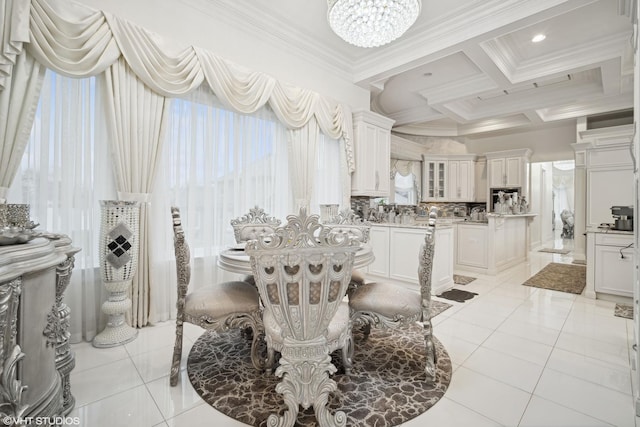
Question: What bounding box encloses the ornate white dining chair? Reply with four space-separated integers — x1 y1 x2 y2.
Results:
323 208 371 296
246 208 362 427
169 206 264 386
230 206 282 285
348 206 438 383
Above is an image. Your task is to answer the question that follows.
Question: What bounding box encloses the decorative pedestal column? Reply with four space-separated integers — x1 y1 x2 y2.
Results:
93 200 140 348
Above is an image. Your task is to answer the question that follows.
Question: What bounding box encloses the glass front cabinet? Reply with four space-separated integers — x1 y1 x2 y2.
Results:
423 157 447 201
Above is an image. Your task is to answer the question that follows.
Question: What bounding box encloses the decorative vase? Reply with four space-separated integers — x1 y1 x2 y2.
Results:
92 200 140 348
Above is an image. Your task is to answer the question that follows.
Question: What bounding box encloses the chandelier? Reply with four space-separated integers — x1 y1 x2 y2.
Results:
327 0 421 48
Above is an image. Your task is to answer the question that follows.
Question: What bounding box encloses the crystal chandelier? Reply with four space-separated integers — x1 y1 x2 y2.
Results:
327 0 421 48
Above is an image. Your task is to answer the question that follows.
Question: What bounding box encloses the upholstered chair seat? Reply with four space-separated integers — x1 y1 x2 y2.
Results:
263 301 353 374
169 207 264 387
185 281 261 320
348 283 421 321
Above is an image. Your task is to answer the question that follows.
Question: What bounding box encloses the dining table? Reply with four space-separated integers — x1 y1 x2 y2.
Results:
217 242 375 275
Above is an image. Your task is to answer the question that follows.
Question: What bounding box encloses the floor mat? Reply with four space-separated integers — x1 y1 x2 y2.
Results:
614 303 633 319
522 262 586 294
538 247 571 254
453 274 477 285
436 288 478 303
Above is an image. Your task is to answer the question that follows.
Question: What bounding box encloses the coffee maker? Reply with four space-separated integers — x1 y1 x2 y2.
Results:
611 206 633 231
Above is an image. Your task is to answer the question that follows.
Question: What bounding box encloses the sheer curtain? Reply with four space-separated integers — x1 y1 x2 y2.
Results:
311 132 343 213
7 70 117 343
148 88 292 323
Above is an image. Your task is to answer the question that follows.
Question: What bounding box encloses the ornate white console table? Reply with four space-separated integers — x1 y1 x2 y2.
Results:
0 236 80 421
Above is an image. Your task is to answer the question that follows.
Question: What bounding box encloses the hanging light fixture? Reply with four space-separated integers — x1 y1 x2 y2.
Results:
327 0 421 48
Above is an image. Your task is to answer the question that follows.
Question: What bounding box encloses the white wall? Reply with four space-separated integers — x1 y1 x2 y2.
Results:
73 0 370 110
464 122 577 162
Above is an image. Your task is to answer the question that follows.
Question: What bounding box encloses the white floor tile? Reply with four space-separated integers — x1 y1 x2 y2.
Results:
463 346 544 393
402 397 502 427
434 317 494 345
481 330 554 366
146 374 205 419
546 347 632 394
73 384 164 427
130 340 193 383
445 366 531 426
72 341 130 373
165 403 248 427
520 395 616 427
435 333 480 366
448 306 507 330
124 323 178 356
70 358 144 407
497 316 561 346
555 330 630 368
534 369 636 427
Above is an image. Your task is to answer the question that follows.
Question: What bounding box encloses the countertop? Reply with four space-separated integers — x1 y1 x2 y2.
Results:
585 226 633 235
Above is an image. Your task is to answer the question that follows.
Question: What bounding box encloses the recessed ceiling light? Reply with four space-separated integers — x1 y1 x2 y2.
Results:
423 72 433 77
531 34 546 43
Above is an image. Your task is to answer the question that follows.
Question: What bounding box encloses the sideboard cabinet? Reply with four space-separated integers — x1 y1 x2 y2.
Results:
0 236 79 420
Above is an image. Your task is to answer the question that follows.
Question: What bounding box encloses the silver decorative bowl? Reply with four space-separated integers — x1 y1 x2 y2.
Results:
0 224 40 246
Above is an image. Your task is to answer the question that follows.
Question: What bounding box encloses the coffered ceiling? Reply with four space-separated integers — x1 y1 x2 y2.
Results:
205 0 634 137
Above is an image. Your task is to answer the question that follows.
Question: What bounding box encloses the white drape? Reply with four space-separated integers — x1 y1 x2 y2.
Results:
0 50 45 202
101 57 169 327
24 0 354 167
7 71 117 342
2 0 356 331
149 92 291 323
288 118 319 212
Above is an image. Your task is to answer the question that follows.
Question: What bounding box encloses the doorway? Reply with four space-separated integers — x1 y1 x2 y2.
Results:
552 160 575 246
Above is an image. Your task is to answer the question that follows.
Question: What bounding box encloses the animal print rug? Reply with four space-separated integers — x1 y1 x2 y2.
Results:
187 325 452 426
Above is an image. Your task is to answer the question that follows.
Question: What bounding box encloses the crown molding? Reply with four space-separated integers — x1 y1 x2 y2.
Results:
182 0 355 81
537 93 633 121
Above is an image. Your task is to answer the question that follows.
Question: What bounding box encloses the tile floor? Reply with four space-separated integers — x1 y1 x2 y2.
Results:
69 239 640 427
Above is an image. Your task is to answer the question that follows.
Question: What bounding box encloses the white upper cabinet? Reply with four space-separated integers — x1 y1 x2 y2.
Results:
351 111 395 197
485 149 532 193
422 157 447 201
423 154 476 202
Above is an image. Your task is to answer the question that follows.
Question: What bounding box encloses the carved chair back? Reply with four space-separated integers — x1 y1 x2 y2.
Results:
245 208 361 341
171 206 191 312
418 208 437 323
230 206 281 244
323 208 371 244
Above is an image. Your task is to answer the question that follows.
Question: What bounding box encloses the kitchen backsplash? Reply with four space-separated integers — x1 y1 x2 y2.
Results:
350 197 486 221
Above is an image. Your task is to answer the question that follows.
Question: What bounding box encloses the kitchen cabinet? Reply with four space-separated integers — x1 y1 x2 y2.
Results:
485 149 531 194
422 157 447 201
586 231 634 298
366 224 454 295
367 226 390 278
448 158 474 201
455 214 534 275
422 154 477 202
351 110 395 197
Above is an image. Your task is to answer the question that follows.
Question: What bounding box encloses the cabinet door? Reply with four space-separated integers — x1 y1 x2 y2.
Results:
456 224 488 268
488 158 506 187
595 244 634 297
458 160 473 201
389 228 423 283
448 161 460 200
367 227 390 278
505 157 522 187
374 126 390 194
424 161 446 201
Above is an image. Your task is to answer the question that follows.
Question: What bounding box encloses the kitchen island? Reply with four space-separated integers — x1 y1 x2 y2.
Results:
366 221 454 295
455 213 536 275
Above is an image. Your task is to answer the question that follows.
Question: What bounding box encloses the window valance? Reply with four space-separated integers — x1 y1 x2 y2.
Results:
4 0 355 171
